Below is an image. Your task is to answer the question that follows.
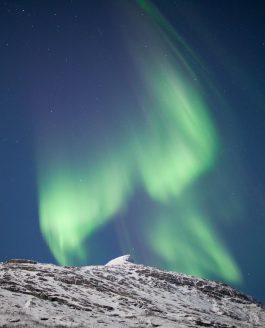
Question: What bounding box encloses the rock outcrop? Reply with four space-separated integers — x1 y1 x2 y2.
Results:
0 257 264 327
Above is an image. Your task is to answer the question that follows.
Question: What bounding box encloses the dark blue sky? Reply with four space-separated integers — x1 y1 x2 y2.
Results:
0 1 264 303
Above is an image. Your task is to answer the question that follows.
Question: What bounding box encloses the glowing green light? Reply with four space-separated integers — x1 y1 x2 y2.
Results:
147 209 242 283
36 0 242 284
131 66 218 202
38 162 132 265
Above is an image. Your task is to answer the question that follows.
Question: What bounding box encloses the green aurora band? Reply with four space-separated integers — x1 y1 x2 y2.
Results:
37 0 242 283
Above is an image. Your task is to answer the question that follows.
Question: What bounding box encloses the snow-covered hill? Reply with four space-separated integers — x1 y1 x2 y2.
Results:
0 257 264 327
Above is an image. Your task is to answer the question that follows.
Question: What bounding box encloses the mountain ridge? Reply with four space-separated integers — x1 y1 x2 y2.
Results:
0 257 264 327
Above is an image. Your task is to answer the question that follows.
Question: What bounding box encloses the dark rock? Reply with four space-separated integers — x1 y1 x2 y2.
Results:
0 257 264 327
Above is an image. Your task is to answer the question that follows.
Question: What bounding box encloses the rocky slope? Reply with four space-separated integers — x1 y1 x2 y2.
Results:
0 256 264 327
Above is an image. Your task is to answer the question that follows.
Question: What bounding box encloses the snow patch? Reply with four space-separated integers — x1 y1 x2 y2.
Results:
105 254 134 266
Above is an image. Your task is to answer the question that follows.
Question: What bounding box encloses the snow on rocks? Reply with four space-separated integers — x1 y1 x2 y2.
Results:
105 254 134 266
0 257 264 327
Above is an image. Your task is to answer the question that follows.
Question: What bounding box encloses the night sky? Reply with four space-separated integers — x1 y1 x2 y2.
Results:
1 0 265 303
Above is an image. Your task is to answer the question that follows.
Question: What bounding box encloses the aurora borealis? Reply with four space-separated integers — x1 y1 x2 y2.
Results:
36 0 241 283
1 0 265 303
